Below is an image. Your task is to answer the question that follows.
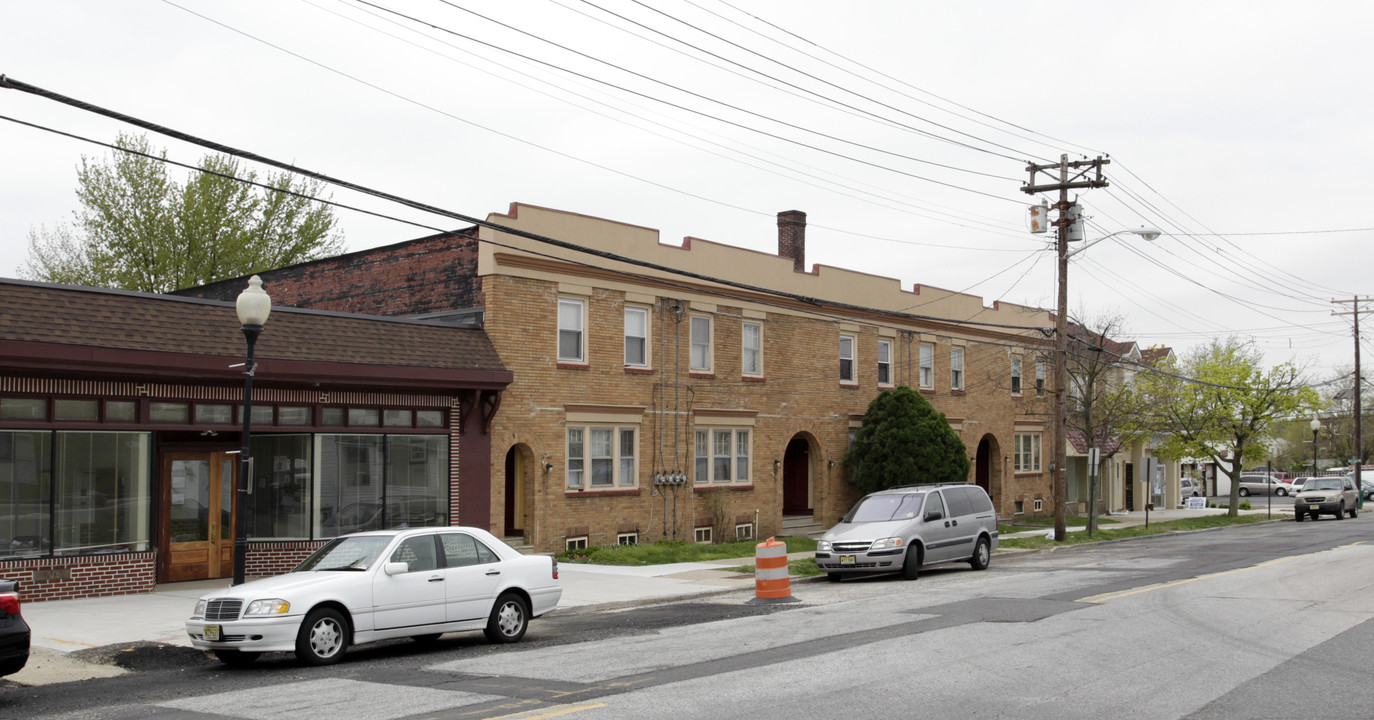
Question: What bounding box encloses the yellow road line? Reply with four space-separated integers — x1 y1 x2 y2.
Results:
480 702 609 720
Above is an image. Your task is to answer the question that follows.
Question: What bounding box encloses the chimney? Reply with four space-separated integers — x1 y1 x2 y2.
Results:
777 210 806 273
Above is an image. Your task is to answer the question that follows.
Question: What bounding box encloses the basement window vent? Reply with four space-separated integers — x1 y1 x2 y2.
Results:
565 536 588 551
617 533 638 546
1032 499 1044 512
735 523 754 541
694 527 713 544
1014 500 1024 515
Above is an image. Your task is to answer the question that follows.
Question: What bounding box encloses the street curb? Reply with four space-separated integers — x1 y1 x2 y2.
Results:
1000 516 1289 556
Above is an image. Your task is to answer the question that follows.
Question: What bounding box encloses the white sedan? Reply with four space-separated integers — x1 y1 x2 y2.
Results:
186 527 561 666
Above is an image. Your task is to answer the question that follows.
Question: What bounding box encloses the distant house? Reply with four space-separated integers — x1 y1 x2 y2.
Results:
185 204 1059 552
1060 324 1179 512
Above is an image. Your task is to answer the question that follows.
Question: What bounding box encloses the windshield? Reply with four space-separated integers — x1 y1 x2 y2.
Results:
294 536 393 572
845 494 924 523
1306 479 1342 492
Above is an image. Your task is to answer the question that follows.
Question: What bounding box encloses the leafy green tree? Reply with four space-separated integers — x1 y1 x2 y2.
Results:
844 386 970 495
23 133 343 293
1134 338 1320 516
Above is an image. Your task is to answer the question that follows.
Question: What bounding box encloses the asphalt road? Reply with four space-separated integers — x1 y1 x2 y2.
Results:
4 516 1373 720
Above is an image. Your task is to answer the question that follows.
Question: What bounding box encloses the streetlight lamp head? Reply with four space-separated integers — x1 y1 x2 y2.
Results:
236 275 272 327
1133 227 1162 242
1311 417 1322 432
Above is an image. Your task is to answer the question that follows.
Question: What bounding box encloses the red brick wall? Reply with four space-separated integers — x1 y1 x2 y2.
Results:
178 230 483 315
1 552 157 603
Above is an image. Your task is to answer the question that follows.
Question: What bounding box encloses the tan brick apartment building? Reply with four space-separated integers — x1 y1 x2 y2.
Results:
187 204 1058 553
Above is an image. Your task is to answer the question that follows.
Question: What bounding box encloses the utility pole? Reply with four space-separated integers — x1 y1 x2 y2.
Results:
1333 297 1370 506
1022 155 1110 541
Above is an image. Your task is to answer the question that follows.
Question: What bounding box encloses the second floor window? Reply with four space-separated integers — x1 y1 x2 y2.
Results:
625 307 648 367
558 298 585 363
1036 360 1047 395
919 343 934 388
877 340 892 386
839 335 856 383
951 347 964 390
690 315 712 372
1011 355 1023 394
742 322 762 376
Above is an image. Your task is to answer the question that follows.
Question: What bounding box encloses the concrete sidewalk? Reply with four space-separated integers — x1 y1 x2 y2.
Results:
5 504 1285 686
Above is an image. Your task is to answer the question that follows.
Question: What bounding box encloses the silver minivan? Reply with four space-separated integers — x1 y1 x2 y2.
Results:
814 483 998 581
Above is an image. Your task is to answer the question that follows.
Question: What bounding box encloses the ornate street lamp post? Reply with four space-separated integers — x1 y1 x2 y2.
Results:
233 276 271 586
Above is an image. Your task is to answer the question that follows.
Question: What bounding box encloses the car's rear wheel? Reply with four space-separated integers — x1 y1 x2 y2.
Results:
1239 487 1250 497
1277 488 1288 497
901 545 922 581
484 593 529 644
214 649 260 666
969 537 991 571
295 607 348 666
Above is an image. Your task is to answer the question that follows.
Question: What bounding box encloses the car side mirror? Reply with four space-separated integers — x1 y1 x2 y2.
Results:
383 561 409 576
925 510 944 522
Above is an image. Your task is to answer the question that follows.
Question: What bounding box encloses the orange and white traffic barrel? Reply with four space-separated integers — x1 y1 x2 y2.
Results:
750 536 798 603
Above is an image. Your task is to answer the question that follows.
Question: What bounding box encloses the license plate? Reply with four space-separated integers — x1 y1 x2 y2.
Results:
839 555 856 566
203 625 221 641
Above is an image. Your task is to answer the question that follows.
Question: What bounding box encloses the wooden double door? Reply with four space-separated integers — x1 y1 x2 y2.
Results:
162 451 238 582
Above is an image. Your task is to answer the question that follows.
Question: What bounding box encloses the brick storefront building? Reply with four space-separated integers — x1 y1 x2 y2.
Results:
0 279 509 600
188 204 1057 553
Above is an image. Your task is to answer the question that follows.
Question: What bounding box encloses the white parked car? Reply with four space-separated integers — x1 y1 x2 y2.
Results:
186 527 561 666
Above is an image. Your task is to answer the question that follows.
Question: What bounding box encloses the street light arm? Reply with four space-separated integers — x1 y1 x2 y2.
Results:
1064 227 1162 259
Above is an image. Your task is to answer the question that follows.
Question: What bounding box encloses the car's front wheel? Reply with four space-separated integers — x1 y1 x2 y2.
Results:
296 607 348 666
1277 488 1288 497
1335 503 1346 520
1295 512 1304 522
484 593 529 644
969 537 991 571
901 544 922 581
1350 505 1359 519
1239 487 1250 497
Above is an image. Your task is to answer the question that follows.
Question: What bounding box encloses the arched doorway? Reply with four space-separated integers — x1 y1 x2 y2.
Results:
503 445 531 538
975 433 1001 507
782 437 812 515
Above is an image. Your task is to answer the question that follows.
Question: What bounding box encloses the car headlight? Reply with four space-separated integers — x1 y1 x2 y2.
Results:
869 537 904 551
193 599 207 618
816 540 831 552
243 598 291 616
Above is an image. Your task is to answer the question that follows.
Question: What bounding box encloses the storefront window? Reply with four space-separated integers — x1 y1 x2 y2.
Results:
150 402 189 423
54 399 99 421
246 434 312 540
385 435 447 527
53 432 151 555
105 401 136 422
315 435 385 538
1 398 46 420
0 431 52 559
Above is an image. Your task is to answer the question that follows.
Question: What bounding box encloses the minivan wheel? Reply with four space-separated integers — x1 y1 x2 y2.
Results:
969 537 991 571
1238 487 1250 497
901 545 922 581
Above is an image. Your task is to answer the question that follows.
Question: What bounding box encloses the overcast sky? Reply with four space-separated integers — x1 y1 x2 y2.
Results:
2 1 1370 386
